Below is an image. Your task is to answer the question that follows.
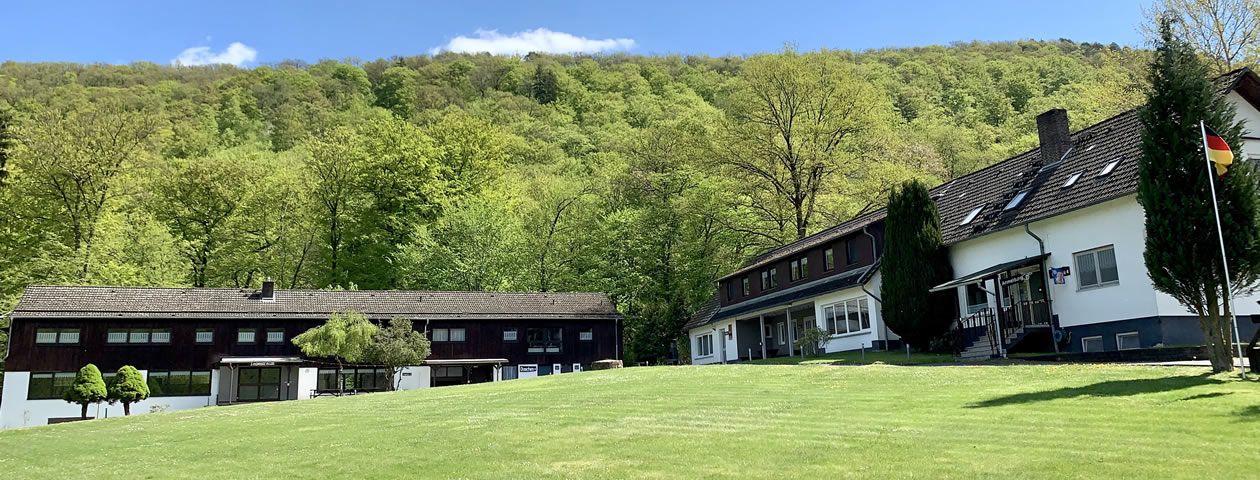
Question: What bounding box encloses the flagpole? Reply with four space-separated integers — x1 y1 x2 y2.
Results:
1200 121 1248 379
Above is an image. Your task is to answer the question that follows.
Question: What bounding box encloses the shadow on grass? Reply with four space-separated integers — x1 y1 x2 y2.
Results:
1237 405 1260 422
968 373 1222 408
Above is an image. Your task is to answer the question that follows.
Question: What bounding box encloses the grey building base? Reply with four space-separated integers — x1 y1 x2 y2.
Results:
1058 315 1259 353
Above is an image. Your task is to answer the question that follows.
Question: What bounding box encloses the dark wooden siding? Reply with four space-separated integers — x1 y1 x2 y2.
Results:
5 317 621 372
718 223 884 308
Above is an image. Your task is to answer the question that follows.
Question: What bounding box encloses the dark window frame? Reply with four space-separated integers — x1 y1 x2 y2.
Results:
27 372 76 400
846 238 859 265
103 328 170 345
824 248 835 271
432 327 466 343
526 327 564 354
34 328 80 345
503 328 519 342
195 328 214 344
579 328 594 341
147 370 213 397
741 277 750 296
237 328 258 344
265 328 285 344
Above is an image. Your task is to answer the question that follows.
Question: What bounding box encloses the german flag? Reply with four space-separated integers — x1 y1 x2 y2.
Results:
1204 125 1234 177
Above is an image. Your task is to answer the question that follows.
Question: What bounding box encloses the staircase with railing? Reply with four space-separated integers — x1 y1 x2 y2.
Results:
954 300 1052 361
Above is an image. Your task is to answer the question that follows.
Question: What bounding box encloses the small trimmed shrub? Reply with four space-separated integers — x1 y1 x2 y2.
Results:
64 364 107 419
107 366 150 416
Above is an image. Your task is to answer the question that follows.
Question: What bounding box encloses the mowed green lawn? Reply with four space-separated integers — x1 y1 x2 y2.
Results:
1 365 1257 479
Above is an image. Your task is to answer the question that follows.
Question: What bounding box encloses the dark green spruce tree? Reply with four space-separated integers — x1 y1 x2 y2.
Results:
1138 18 1260 373
879 179 955 351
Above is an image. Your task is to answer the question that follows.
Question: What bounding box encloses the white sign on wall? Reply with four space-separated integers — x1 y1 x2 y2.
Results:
518 364 538 379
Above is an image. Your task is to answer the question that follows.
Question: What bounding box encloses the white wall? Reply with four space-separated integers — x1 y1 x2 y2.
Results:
688 321 737 365
1 370 220 430
295 367 318 400
395 366 430 390
811 284 887 353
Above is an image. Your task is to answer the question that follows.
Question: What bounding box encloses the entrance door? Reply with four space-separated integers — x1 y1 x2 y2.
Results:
1003 267 1048 327
237 367 282 402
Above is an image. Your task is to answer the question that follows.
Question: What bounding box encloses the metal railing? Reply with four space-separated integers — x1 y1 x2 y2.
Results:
954 308 998 356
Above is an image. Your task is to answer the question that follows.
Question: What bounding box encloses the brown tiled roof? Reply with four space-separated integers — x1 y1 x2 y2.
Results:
682 295 722 331
717 210 886 281
9 285 621 320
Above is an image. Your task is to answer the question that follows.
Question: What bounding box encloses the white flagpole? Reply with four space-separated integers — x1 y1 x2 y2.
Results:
1200 121 1248 379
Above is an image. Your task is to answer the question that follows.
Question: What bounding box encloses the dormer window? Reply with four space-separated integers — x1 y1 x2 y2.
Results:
742 277 750 296
961 206 983 225
1099 158 1121 177
261 278 276 302
1004 191 1028 211
1063 171 1083 188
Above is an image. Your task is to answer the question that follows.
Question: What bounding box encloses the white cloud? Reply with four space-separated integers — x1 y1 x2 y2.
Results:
431 28 635 55
171 42 257 67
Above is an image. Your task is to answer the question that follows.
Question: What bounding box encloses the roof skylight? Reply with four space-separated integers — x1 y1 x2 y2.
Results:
1004 191 1029 211
1063 171 1083 188
1099 158 1121 176
960 206 984 226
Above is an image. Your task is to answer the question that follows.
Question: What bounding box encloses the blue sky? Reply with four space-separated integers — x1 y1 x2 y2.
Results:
2 1 1149 66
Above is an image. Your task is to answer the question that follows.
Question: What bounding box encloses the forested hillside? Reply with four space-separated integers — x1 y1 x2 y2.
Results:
0 40 1149 362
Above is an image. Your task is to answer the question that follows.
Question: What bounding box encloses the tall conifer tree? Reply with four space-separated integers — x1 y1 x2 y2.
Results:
1138 18 1260 372
880 179 955 350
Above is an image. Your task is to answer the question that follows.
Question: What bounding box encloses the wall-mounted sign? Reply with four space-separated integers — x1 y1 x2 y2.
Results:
402 372 412 377
1001 273 1029 286
1048 266 1071 285
249 362 276 367
519 365 538 373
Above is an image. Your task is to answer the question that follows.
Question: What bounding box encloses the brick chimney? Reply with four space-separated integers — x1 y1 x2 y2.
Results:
1036 108 1072 165
261 278 275 302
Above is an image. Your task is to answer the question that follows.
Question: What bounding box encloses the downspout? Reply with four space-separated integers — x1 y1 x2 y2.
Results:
1024 223 1059 353
862 226 890 350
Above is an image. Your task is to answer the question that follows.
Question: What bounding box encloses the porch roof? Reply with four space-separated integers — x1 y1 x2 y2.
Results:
929 253 1049 293
708 265 873 325
218 356 304 365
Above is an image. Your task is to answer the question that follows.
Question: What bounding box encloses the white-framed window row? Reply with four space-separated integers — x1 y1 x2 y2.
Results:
1081 335 1104 353
1074 245 1119 290
822 297 872 336
695 333 714 357
1116 331 1140 351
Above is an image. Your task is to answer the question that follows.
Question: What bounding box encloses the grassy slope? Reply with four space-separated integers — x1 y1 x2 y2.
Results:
745 350 955 365
0 365 1257 479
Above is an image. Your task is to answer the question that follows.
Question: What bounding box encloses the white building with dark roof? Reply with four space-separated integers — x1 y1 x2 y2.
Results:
686 68 1260 363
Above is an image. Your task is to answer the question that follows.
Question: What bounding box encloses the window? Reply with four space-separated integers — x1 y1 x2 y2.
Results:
1063 171 1083 188
265 328 284 344
1075 246 1119 289
823 298 872 335
579 329 593 341
1116 332 1140 351
1099 158 1121 176
503 329 518 342
35 328 79 344
195 328 214 344
449 328 466 342
527 327 563 353
846 239 859 265
150 329 171 344
104 328 168 344
1081 336 1104 353
761 270 770 290
791 257 809 281
764 324 773 339
961 206 983 226
237 329 256 343
777 322 786 345
742 277 750 296
695 333 713 357
1004 191 1029 210
147 371 212 397
824 248 835 271
553 363 564 374
236 367 281 401
107 329 129 343
502 366 518 380
27 372 77 400
965 283 989 313
573 363 583 373
432 328 449 342
726 281 734 301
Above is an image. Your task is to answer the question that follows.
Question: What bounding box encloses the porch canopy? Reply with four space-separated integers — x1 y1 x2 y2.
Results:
929 253 1049 292
423 358 509 366
218 356 304 365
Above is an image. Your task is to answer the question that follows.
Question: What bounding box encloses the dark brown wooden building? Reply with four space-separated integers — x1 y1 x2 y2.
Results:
0 282 621 428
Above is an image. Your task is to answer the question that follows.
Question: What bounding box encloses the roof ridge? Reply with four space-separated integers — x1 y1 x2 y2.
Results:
23 284 604 296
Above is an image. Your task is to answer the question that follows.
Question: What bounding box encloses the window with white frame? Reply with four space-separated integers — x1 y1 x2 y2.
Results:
1075 246 1119 289
1116 332 1140 351
763 324 772 338
823 298 872 335
695 333 714 357
777 322 786 345
1081 336 1103 353
106 328 169 344
503 329 518 342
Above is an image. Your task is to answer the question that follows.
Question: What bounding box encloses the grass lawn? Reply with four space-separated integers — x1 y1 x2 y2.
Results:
745 349 955 365
1 364 1257 479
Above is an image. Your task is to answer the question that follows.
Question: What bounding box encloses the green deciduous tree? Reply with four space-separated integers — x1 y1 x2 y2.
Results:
64 363 108 419
106 365 150 416
366 318 432 390
1142 0 1260 74
1137 19 1260 372
879 179 955 350
291 311 378 394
